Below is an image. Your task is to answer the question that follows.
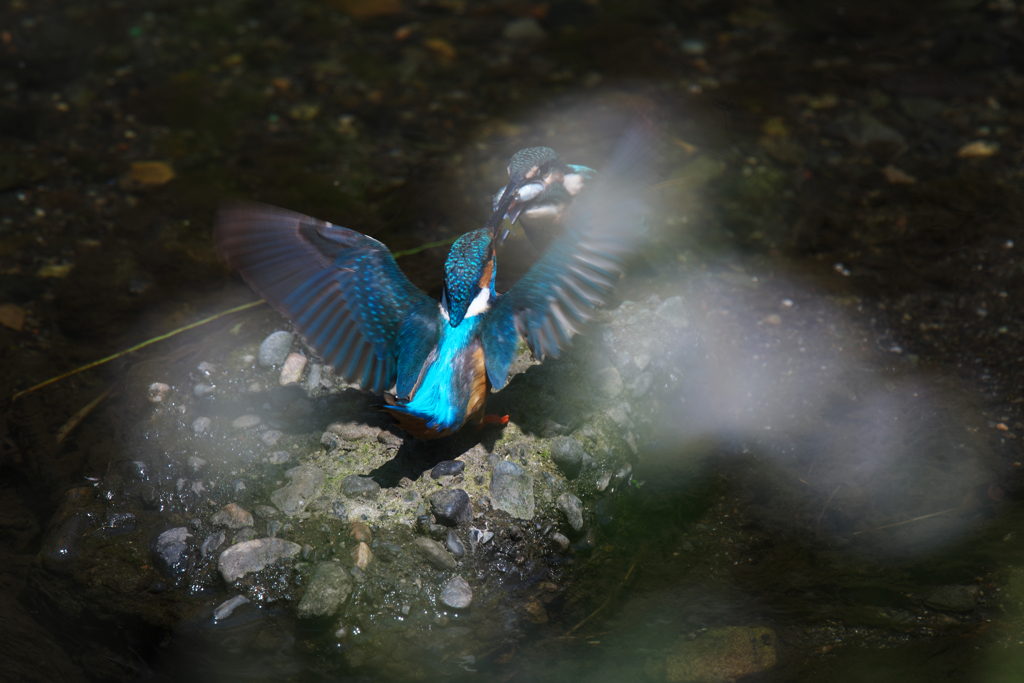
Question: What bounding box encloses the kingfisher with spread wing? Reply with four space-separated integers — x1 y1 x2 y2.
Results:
214 126 650 439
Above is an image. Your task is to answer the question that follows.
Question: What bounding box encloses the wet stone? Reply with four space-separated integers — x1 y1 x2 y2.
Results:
341 475 380 500
469 527 494 552
595 366 623 397
659 626 777 682
377 430 403 447
557 493 585 533
446 529 465 558
596 473 612 492
213 595 250 621
296 562 352 619
324 421 381 444
279 352 307 385
925 585 980 612
192 417 212 434
267 451 290 465
440 575 473 609
187 456 206 472
148 382 171 402
490 461 535 520
412 537 457 570
429 488 473 526
655 296 691 327
193 383 216 398
549 437 585 480
258 331 293 367
40 512 92 574
201 531 226 558
349 521 373 543
232 414 262 429
154 527 191 577
352 542 373 570
218 537 301 582
261 430 283 446
431 460 465 479
550 532 570 552
271 464 326 516
233 527 256 544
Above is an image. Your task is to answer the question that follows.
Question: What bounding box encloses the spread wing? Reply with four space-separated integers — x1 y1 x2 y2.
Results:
481 123 655 390
214 202 438 394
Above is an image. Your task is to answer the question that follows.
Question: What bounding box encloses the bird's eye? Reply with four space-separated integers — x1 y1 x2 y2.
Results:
516 183 544 202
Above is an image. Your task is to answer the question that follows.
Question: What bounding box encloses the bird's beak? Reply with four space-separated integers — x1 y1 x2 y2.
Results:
484 180 520 240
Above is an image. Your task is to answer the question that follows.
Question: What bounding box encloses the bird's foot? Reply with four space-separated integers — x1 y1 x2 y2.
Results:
479 414 509 427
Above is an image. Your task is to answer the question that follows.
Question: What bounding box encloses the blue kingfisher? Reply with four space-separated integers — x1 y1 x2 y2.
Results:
491 146 597 251
214 126 649 439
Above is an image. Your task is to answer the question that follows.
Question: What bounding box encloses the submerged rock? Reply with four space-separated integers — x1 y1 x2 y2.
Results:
213 595 250 621
296 562 352 619
655 626 777 683
153 527 191 577
412 537 457 570
556 493 584 533
341 475 381 500
925 585 980 613
271 464 326 515
490 461 535 520
217 537 301 582
259 331 293 367
212 503 254 529
440 575 473 609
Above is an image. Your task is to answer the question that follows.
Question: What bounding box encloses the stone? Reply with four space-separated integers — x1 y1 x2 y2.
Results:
341 475 380 500
296 562 352 619
187 456 206 472
40 512 91 574
377 430 403 447
154 527 191 577
279 352 307 385
429 488 473 526
503 17 545 41
349 521 373 543
490 461 535 520
258 331 293 367
446 529 465 558
201 531 226 558
836 110 906 156
193 383 215 398
192 417 212 434
655 296 691 327
412 537 457 570
323 421 381 444
217 538 302 582
261 430 283 446
595 366 623 397
147 382 171 402
267 450 290 464
925 585 980 612
440 575 473 609
270 464 326 516
556 493 584 533
660 627 776 682
352 542 373 570
213 595 249 621
232 414 262 429
430 460 465 479
212 503 254 529
550 532 570 552
594 497 615 526
549 437 584 480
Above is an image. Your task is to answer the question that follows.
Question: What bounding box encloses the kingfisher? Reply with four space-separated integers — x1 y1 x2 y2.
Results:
491 146 597 251
214 126 650 439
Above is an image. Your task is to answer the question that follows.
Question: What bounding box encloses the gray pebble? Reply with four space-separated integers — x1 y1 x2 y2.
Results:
595 366 623 397
213 594 250 621
261 430 283 446
212 503 254 529
429 488 473 526
431 460 466 479
503 17 545 41
341 475 380 500
596 473 612 492
267 451 291 465
490 461 535 520
192 417 212 434
267 520 282 538
147 382 171 403
154 527 191 576
655 296 691 327
412 537 457 570
193 383 216 398
446 529 465 558
550 532 570 552
197 361 217 375
270 464 327 516
232 527 256 544
557 493 585 533
925 585 980 612
377 430 403 447
187 456 207 472
296 562 352 619
440 575 473 609
232 414 262 429
549 437 584 480
201 531 226 558
217 537 301 582
258 331 294 367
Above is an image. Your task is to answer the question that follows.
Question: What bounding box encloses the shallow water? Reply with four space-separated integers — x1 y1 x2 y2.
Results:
3 0 1024 681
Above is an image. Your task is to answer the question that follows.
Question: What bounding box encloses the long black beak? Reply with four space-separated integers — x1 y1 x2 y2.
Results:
484 180 521 244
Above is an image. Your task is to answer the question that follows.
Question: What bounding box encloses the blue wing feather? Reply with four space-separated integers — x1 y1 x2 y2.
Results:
481 123 654 390
214 201 434 394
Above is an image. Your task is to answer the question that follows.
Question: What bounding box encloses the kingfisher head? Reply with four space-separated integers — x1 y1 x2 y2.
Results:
487 147 590 243
441 229 496 327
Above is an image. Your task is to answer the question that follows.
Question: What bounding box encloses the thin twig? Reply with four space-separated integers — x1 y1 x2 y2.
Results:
564 549 644 637
10 300 266 401
851 508 957 536
56 385 114 444
815 484 842 531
